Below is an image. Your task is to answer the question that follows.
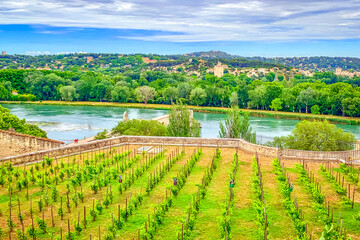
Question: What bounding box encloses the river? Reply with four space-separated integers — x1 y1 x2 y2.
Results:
2 103 360 144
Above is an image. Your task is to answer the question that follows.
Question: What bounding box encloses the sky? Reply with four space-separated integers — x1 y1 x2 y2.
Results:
0 0 360 57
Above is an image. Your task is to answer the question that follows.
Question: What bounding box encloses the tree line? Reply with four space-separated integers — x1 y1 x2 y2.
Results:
1 69 360 117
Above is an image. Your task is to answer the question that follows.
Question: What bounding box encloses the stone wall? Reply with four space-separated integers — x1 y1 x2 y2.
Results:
0 130 64 158
3 135 358 166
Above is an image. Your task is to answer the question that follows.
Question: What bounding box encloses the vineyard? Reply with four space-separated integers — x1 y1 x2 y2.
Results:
0 144 359 240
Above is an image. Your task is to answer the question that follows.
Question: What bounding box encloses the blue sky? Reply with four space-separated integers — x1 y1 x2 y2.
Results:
0 0 360 57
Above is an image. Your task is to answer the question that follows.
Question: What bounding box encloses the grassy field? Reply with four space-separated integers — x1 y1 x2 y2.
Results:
2 100 360 125
0 145 359 239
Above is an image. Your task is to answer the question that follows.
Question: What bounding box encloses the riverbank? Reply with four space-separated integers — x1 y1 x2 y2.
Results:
2 100 360 125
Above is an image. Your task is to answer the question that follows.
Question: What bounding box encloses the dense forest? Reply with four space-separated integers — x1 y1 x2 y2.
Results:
1 68 360 117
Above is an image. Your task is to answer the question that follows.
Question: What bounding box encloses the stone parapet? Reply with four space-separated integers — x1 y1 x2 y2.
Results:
1 135 359 165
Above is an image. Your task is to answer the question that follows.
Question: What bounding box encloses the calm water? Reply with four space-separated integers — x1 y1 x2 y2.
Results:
2 104 360 144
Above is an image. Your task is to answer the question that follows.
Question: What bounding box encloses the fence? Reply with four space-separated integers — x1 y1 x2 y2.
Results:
1 135 359 165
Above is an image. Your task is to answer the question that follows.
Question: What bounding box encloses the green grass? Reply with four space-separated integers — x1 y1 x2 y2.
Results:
188 151 232 240
153 150 215 240
261 166 297 240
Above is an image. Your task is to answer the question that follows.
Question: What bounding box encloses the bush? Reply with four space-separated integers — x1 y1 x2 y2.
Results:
94 129 108 140
270 120 355 151
112 119 167 136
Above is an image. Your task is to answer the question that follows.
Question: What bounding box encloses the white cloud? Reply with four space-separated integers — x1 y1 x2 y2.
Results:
25 51 51 55
0 0 359 42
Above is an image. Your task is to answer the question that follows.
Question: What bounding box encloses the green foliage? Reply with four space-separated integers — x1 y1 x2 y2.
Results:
16 229 27 240
0 105 47 137
190 87 207 106
112 119 167 136
37 198 44 212
73 220 83 235
270 98 283 111
296 164 325 204
134 86 156 104
218 153 239 240
59 85 77 101
7 216 16 231
36 217 47 233
167 103 201 137
272 159 308 239
58 206 64 219
174 149 219 239
311 105 320 114
271 120 355 151
251 157 268 239
319 224 348 240
111 85 130 103
319 165 348 196
94 129 108 140
26 225 36 239
219 106 256 143
95 200 103 215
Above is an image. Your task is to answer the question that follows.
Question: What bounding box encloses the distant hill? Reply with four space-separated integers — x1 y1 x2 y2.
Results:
1 51 359 72
184 51 238 59
247 56 360 71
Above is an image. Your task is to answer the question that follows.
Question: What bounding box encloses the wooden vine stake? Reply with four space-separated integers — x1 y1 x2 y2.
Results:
264 214 268 240
182 222 184 240
224 218 228 240
51 203 54 227
68 219 71 239
352 187 355 209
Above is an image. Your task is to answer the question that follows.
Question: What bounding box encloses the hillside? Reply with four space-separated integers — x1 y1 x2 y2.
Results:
247 56 360 71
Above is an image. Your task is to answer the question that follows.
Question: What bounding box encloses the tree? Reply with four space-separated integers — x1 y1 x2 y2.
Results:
59 86 77 101
237 81 249 108
0 84 11 100
282 88 297 112
112 119 167 136
219 106 256 143
265 72 276 82
270 98 283 111
342 97 360 117
27 73 68 100
248 85 267 109
177 82 193 99
310 105 320 115
162 87 178 104
205 86 222 107
189 87 206 106
229 92 238 107
111 86 130 103
90 80 112 102
134 86 156 104
167 103 201 137
271 120 355 151
297 87 317 113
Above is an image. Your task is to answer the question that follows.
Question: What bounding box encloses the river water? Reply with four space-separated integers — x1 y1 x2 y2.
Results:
2 104 360 144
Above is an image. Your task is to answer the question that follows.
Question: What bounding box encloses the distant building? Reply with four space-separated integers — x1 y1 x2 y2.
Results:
86 56 94 63
142 57 157 64
213 61 227 77
335 67 359 78
1 51 6 55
